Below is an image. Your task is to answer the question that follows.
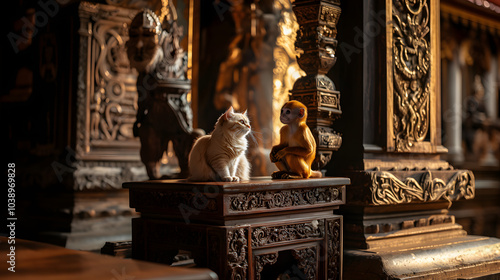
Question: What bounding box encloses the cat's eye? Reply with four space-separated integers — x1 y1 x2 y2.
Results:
240 120 245 124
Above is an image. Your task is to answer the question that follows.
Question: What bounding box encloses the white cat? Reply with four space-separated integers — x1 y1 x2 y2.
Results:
188 107 251 182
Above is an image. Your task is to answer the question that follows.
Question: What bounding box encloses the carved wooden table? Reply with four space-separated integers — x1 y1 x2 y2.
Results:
124 177 349 280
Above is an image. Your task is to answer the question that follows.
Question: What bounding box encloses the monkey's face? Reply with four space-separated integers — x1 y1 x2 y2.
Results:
280 106 303 124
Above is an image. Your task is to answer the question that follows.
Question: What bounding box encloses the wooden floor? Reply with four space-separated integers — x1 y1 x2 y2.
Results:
0 237 217 280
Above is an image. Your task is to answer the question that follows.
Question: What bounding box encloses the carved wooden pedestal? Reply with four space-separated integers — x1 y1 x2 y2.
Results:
124 177 349 280
330 0 500 278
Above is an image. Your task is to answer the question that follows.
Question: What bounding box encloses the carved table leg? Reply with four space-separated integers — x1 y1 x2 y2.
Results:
207 226 249 280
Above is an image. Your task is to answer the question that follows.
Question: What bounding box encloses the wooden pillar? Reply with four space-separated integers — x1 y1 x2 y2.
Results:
290 0 343 170
330 0 500 278
444 49 464 163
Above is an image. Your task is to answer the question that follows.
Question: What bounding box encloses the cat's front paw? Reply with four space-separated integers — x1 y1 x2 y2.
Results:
222 176 240 182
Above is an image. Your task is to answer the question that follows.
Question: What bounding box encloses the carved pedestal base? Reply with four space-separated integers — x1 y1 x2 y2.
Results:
125 177 349 280
21 189 137 250
340 168 500 279
344 236 500 280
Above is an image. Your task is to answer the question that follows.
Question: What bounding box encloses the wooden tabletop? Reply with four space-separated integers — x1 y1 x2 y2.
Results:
0 237 217 280
123 177 351 193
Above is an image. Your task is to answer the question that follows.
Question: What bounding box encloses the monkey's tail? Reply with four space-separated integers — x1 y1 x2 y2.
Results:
310 170 323 178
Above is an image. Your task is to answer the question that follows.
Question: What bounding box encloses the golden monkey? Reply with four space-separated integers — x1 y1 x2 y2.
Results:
270 100 322 179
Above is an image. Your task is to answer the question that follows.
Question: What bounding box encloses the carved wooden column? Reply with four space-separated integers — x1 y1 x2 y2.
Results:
331 0 500 278
291 0 343 170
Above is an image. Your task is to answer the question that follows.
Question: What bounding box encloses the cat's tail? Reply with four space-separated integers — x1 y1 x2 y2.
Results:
310 170 323 178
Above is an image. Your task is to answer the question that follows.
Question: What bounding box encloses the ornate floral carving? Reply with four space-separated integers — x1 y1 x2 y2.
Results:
74 164 146 190
392 0 431 152
321 94 339 109
326 219 341 280
370 170 475 205
320 5 341 25
293 75 336 91
227 228 248 280
228 187 342 212
291 94 317 108
255 252 279 280
317 151 333 168
251 220 324 247
90 9 137 142
77 2 142 165
311 127 342 150
292 246 318 280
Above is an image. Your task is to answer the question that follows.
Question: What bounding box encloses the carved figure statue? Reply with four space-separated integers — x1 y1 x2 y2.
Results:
127 9 203 179
270 100 322 179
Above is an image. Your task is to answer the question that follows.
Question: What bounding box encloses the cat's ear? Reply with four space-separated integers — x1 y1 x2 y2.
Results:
223 106 235 120
243 110 248 116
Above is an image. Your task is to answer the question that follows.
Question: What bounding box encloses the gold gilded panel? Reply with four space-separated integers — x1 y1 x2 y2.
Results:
386 0 439 153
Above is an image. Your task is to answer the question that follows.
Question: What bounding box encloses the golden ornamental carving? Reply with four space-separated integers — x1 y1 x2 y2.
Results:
392 0 431 152
370 170 475 206
91 17 137 141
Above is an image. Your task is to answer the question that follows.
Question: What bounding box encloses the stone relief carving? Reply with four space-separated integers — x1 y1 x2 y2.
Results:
370 170 475 205
392 0 431 152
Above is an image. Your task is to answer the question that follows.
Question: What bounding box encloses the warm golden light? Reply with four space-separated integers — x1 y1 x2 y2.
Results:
272 2 302 145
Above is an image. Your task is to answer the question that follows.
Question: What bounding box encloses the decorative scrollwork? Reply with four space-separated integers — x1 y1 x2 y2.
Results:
370 170 475 205
392 0 431 151
310 127 341 150
251 220 324 247
227 228 248 280
91 14 136 142
228 187 342 212
255 252 279 280
292 246 318 280
327 219 341 280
